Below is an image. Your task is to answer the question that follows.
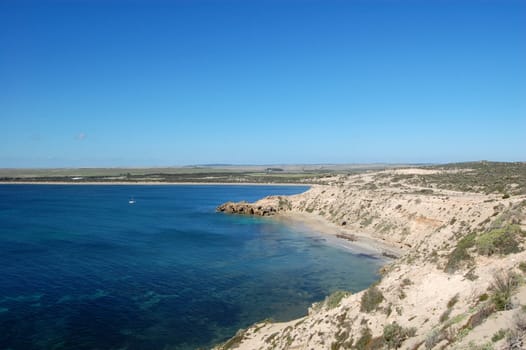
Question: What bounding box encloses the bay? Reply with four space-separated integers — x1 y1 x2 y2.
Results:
0 185 381 350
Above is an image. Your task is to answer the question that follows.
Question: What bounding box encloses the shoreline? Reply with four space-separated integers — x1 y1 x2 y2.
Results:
273 211 406 261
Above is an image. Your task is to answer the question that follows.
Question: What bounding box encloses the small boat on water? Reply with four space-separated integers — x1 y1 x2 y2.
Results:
129 198 136 204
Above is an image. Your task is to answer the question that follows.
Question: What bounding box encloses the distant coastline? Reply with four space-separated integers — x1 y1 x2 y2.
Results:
0 164 409 187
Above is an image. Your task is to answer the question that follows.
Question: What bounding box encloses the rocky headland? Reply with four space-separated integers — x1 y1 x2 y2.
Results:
214 162 526 350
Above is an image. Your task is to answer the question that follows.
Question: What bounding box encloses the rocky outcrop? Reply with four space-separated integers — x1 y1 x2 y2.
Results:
216 195 292 216
216 201 279 216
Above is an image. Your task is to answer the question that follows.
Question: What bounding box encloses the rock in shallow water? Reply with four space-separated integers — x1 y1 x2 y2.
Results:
216 198 281 216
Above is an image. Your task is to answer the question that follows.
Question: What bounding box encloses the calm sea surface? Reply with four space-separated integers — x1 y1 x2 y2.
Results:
0 185 382 350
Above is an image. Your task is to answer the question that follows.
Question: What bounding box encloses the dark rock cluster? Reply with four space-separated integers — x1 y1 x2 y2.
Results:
216 201 279 216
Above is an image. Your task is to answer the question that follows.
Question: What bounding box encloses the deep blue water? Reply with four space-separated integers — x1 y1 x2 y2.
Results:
0 185 381 350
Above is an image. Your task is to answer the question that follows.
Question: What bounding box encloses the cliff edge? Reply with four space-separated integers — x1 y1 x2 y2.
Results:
214 162 526 350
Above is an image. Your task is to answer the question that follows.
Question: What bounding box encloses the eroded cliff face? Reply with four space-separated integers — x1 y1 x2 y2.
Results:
214 167 526 350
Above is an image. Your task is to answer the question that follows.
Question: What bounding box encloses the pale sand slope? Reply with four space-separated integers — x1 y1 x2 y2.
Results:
214 168 526 350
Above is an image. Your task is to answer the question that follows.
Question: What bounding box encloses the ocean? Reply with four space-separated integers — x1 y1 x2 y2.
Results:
0 184 382 350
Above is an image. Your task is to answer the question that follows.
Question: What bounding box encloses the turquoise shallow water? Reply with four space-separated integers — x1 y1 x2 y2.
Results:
0 185 382 349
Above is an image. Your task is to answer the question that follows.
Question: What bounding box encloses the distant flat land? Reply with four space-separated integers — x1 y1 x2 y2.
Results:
0 164 410 184
2 162 524 190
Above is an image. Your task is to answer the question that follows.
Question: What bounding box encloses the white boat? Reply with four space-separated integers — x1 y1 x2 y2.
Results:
129 198 136 204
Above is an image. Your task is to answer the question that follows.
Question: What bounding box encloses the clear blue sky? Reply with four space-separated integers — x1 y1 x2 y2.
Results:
1 0 525 167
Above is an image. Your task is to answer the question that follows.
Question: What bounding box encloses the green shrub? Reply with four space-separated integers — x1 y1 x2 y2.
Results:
493 291 511 311
478 293 489 302
425 329 442 350
445 233 476 272
383 322 416 349
354 327 372 350
491 329 506 342
446 225 524 273
467 341 495 350
476 225 523 256
491 271 520 311
324 290 351 309
519 262 526 272
360 286 384 313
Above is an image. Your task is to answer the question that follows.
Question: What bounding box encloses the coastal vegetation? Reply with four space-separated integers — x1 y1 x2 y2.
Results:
360 286 384 313
382 322 416 349
445 211 525 273
381 161 526 196
324 291 352 310
491 271 520 311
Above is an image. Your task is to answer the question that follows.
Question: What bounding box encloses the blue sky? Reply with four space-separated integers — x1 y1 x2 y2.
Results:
1 0 525 167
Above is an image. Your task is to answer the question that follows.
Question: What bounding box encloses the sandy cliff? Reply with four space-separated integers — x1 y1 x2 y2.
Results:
214 164 526 350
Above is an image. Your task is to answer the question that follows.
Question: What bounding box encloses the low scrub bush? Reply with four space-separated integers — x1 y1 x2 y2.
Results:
491 271 520 311
446 224 524 273
354 327 372 350
491 329 506 342
466 341 495 350
360 286 384 313
383 322 416 349
478 293 489 302
425 329 443 350
444 233 476 272
476 225 523 256
324 290 351 309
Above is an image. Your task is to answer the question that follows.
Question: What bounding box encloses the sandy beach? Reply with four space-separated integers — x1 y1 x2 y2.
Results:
274 212 405 260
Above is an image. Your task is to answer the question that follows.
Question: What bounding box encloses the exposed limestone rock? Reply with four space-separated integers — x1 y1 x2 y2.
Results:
216 196 290 216
216 201 277 216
